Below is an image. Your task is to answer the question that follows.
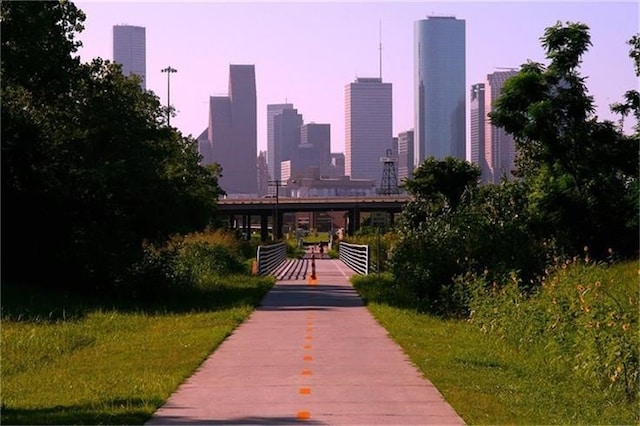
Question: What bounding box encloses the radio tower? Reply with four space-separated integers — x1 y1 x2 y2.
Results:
378 149 400 195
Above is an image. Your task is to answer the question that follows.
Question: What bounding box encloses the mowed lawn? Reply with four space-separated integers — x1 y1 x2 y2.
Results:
1 276 274 425
366 304 635 425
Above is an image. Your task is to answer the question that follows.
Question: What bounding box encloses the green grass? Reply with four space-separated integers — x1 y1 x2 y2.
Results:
352 263 639 425
302 232 329 243
1 275 274 425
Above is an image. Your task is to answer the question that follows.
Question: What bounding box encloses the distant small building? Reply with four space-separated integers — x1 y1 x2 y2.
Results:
285 172 375 198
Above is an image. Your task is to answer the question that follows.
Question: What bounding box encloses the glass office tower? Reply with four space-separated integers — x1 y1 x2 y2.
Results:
414 16 466 164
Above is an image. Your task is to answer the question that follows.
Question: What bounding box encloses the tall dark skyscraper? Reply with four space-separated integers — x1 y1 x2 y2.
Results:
298 123 331 177
197 64 257 196
414 16 466 163
273 107 303 182
267 103 294 181
112 25 146 89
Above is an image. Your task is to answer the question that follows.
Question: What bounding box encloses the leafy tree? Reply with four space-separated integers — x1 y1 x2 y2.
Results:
490 21 638 259
1 1 224 291
611 34 640 135
402 156 480 208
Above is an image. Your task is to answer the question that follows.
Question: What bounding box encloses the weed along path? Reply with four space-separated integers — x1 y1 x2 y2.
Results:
146 259 464 425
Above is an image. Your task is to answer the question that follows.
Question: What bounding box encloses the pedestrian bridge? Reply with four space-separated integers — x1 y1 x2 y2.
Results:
256 242 371 280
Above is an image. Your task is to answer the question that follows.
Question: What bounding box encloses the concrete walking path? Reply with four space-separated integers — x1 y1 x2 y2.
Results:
146 258 465 425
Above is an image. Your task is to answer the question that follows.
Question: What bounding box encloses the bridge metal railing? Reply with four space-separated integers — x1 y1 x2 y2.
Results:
338 242 369 275
256 242 286 275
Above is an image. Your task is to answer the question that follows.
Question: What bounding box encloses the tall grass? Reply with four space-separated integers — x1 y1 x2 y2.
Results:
352 260 639 424
469 259 639 404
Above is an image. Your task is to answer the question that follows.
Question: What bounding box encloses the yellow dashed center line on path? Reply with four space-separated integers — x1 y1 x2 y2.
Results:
298 277 318 422
297 410 311 420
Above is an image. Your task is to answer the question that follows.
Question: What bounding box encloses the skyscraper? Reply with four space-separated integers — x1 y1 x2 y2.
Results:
414 16 466 163
257 151 269 197
470 83 489 181
272 107 303 182
397 129 415 183
485 70 518 183
112 25 146 89
198 64 257 196
298 123 331 177
345 77 393 185
267 103 294 181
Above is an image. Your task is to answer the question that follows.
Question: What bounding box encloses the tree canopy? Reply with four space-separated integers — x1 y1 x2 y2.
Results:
490 21 638 258
1 0 224 291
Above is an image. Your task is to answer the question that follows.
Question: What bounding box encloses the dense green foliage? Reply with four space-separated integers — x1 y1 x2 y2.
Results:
1 1 224 292
490 21 638 259
353 267 638 424
1 226 274 425
390 22 638 315
402 156 481 208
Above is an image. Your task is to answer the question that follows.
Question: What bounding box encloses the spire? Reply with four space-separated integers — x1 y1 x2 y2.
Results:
379 20 383 80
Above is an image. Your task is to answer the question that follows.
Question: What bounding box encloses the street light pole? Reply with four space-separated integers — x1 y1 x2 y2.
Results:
161 66 177 126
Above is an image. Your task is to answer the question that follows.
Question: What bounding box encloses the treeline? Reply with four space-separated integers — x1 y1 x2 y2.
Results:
349 22 639 404
1 1 225 293
350 22 639 315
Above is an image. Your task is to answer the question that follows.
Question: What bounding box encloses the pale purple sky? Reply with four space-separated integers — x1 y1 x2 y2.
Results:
75 1 638 157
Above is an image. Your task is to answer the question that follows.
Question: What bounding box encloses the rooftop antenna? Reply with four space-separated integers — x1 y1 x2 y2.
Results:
378 20 383 80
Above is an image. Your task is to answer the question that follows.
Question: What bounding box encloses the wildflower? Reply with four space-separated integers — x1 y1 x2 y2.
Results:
622 323 629 331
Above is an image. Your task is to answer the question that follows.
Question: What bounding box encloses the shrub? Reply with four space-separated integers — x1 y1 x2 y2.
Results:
391 181 552 316
126 230 249 300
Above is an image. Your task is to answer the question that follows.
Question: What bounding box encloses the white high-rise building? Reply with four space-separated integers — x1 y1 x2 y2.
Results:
414 16 466 163
113 25 146 89
345 77 392 186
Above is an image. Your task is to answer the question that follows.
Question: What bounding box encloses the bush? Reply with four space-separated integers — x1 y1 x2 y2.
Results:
126 230 249 300
391 181 552 316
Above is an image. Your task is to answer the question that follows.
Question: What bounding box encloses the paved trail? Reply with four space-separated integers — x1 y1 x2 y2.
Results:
146 258 465 425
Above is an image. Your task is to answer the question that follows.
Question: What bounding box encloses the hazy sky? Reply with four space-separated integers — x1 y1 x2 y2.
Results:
74 1 638 157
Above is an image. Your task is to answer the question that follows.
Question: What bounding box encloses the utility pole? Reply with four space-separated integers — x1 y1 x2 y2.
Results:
161 66 177 126
268 180 282 240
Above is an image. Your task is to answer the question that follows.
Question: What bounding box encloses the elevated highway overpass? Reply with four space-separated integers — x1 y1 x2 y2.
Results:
217 195 413 240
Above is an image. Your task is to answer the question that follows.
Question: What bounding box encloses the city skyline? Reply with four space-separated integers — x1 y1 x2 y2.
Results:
75 1 638 159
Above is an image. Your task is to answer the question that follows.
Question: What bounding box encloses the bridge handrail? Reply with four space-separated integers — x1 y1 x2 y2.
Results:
338 242 369 275
256 242 286 275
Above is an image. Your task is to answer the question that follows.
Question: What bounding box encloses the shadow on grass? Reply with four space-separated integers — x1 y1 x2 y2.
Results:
350 272 419 311
1 397 163 425
1 276 274 323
